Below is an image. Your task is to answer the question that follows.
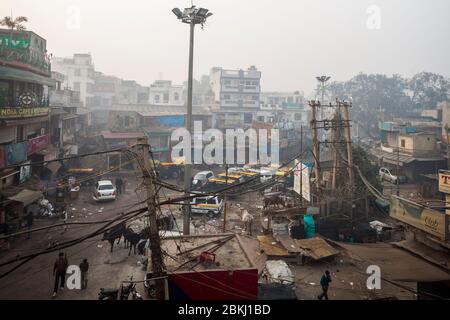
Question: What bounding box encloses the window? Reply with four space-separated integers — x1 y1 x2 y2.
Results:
74 69 81 76
224 80 231 85
163 93 169 103
154 95 160 101
294 113 302 120
252 95 259 101
174 92 179 101
257 116 265 122
401 139 405 148
73 82 81 91
244 113 253 123
223 94 231 100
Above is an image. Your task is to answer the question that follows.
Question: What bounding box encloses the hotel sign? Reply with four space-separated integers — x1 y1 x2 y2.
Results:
0 107 49 119
438 170 450 194
390 196 448 241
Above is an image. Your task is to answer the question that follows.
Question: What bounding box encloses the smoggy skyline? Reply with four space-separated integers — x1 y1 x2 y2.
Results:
1 0 450 95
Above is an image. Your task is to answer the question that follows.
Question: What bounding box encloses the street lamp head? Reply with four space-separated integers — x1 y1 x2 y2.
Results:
172 8 183 19
196 8 209 17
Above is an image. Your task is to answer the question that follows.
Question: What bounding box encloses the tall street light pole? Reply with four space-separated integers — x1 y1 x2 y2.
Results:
173 6 213 235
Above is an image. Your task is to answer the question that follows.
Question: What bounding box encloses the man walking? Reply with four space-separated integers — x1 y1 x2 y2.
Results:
25 212 34 239
79 258 89 290
53 252 68 297
318 270 332 300
115 177 122 195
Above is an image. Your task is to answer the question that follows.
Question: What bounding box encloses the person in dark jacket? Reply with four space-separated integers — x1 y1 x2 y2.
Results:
53 252 68 297
25 212 34 239
318 270 332 300
115 177 123 195
79 259 89 290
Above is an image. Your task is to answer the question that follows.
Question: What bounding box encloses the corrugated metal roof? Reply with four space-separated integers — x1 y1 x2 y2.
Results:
335 241 450 282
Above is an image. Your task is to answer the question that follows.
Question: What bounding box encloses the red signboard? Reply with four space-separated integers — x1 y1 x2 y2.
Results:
168 269 258 300
27 134 49 155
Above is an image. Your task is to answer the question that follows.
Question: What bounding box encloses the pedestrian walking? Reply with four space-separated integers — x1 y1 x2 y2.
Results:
25 212 34 239
52 252 68 297
115 177 122 195
318 270 332 300
122 178 126 193
79 258 89 290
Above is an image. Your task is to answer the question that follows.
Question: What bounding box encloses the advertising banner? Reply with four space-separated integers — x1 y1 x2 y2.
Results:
390 196 448 241
27 134 49 155
294 160 311 202
5 142 27 166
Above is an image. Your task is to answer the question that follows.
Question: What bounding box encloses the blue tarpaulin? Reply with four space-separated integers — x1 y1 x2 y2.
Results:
303 214 316 238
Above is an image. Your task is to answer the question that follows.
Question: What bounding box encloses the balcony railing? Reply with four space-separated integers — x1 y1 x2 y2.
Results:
0 45 51 76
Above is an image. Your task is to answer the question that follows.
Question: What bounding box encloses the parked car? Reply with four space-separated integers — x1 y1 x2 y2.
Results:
190 195 224 218
379 167 406 184
192 171 215 189
93 180 116 202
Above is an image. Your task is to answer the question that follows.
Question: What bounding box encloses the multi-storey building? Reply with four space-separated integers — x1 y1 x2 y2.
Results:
210 66 261 129
258 91 309 130
149 80 184 106
51 53 95 108
0 28 55 226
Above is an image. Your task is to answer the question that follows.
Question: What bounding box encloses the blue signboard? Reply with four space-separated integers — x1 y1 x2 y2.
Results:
5 142 27 166
159 115 185 127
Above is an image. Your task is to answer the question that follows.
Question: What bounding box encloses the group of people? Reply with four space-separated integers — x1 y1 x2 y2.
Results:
52 253 89 298
115 177 126 195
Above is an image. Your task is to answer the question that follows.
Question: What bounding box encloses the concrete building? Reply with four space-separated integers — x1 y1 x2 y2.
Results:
51 53 95 108
258 91 309 130
149 80 184 106
210 66 261 129
370 121 445 182
0 28 55 228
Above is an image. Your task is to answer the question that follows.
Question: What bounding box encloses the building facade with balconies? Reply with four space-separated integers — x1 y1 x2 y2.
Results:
210 66 261 129
149 80 184 106
51 53 95 108
0 28 55 207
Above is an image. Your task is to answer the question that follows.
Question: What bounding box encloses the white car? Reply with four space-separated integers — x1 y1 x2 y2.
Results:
379 167 406 184
190 196 224 217
93 180 116 202
192 171 214 188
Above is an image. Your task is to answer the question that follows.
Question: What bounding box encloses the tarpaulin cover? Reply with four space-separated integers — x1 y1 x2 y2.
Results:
303 214 316 238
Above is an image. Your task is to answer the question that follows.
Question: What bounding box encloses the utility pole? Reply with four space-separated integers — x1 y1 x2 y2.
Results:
445 124 450 170
222 164 228 233
139 137 165 300
342 101 354 220
182 20 195 236
396 147 400 197
173 5 213 235
309 101 321 205
299 125 303 206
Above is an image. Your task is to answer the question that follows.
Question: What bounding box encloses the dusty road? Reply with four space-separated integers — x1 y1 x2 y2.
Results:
0 176 151 300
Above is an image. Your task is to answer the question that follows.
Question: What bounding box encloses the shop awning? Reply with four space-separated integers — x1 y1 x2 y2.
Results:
0 66 55 87
7 189 43 206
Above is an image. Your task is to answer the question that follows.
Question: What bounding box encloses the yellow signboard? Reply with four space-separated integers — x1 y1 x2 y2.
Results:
0 107 50 119
390 196 448 240
438 170 450 194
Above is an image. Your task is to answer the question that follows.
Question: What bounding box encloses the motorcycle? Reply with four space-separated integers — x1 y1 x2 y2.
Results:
98 276 143 300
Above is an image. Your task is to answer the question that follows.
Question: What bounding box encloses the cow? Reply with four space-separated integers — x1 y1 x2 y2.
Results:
123 227 143 256
102 222 126 253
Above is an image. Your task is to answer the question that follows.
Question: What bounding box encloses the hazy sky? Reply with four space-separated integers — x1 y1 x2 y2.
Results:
1 0 450 95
